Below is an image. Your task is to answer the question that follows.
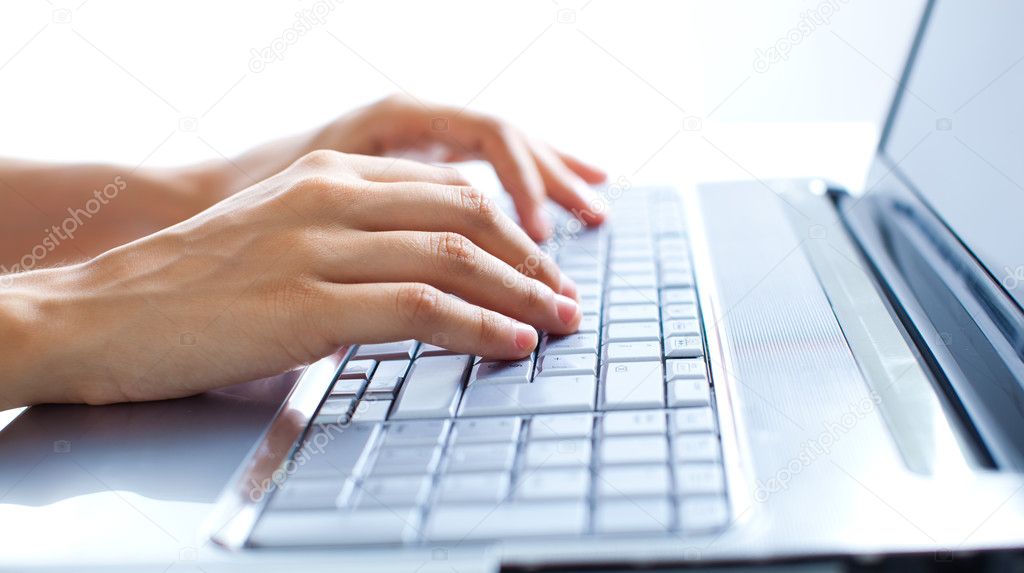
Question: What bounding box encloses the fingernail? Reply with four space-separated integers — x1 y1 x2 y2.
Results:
554 293 580 326
558 272 579 301
513 321 538 351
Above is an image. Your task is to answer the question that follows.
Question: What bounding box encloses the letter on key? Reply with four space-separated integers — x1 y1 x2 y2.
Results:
392 355 471 419
602 361 665 410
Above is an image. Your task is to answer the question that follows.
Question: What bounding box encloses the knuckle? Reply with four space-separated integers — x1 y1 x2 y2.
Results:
457 187 499 228
396 283 443 326
475 307 503 345
522 278 547 309
430 232 476 272
298 149 342 168
289 175 341 205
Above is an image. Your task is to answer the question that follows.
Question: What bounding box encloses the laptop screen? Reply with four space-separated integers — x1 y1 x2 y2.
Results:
880 0 1024 310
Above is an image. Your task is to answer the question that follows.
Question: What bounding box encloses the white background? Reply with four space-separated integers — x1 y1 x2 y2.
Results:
1 0 921 184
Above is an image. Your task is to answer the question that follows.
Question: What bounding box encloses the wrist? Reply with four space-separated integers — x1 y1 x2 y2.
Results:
0 267 86 407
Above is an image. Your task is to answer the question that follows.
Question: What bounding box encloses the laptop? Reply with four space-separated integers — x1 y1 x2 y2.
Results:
3 0 1023 570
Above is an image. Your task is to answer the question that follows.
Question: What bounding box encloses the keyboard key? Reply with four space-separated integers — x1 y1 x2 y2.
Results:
662 319 701 337
425 501 586 541
604 341 662 362
579 296 601 315
330 378 366 397
611 261 657 276
602 410 666 435
664 335 704 358
314 397 355 424
470 358 533 385
595 497 674 533
415 343 454 357
576 283 603 299
524 438 591 467
370 445 442 475
537 353 598 377
661 288 697 305
447 442 516 472
541 333 599 356
530 413 594 439
672 407 716 433
436 471 509 504
668 378 711 407
293 423 380 479
577 313 601 334
602 361 665 410
515 467 589 500
268 478 348 511
605 304 659 324
662 303 698 320
674 434 721 462
337 359 377 380
596 464 671 497
354 340 418 360
392 354 471 419
606 288 658 305
452 417 521 444
459 376 596 416
350 399 392 422
675 463 725 495
605 322 661 342
659 272 693 288
679 496 729 532
609 274 657 289
382 419 449 447
601 436 669 464
665 358 707 381
365 359 410 396
354 474 431 509
565 268 602 284
251 507 418 546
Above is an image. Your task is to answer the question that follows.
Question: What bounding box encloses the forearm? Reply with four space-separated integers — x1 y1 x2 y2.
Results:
0 159 204 269
0 266 84 408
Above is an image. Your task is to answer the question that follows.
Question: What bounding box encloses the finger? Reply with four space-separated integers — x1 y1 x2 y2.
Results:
531 143 607 226
344 153 468 186
319 282 539 360
318 231 581 335
470 119 551 241
341 181 577 298
555 149 607 184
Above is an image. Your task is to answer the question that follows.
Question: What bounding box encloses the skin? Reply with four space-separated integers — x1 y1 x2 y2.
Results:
0 95 607 408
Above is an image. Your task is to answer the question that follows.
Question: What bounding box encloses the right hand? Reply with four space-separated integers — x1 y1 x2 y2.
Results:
12 150 582 406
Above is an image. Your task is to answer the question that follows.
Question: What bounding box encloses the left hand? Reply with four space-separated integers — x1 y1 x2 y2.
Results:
315 94 608 241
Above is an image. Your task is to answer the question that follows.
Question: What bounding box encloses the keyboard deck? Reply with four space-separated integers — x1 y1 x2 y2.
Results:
248 188 730 547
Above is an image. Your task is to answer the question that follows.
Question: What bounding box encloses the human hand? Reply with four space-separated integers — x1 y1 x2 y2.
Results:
3 150 581 406
315 94 609 241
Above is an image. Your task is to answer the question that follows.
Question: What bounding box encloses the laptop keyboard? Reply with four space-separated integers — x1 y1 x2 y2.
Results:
248 187 730 547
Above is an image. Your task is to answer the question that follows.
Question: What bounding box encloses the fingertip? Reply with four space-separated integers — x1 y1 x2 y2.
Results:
523 209 552 242
512 321 538 353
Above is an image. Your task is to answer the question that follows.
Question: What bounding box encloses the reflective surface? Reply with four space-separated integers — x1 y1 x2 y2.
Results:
881 0 1024 310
